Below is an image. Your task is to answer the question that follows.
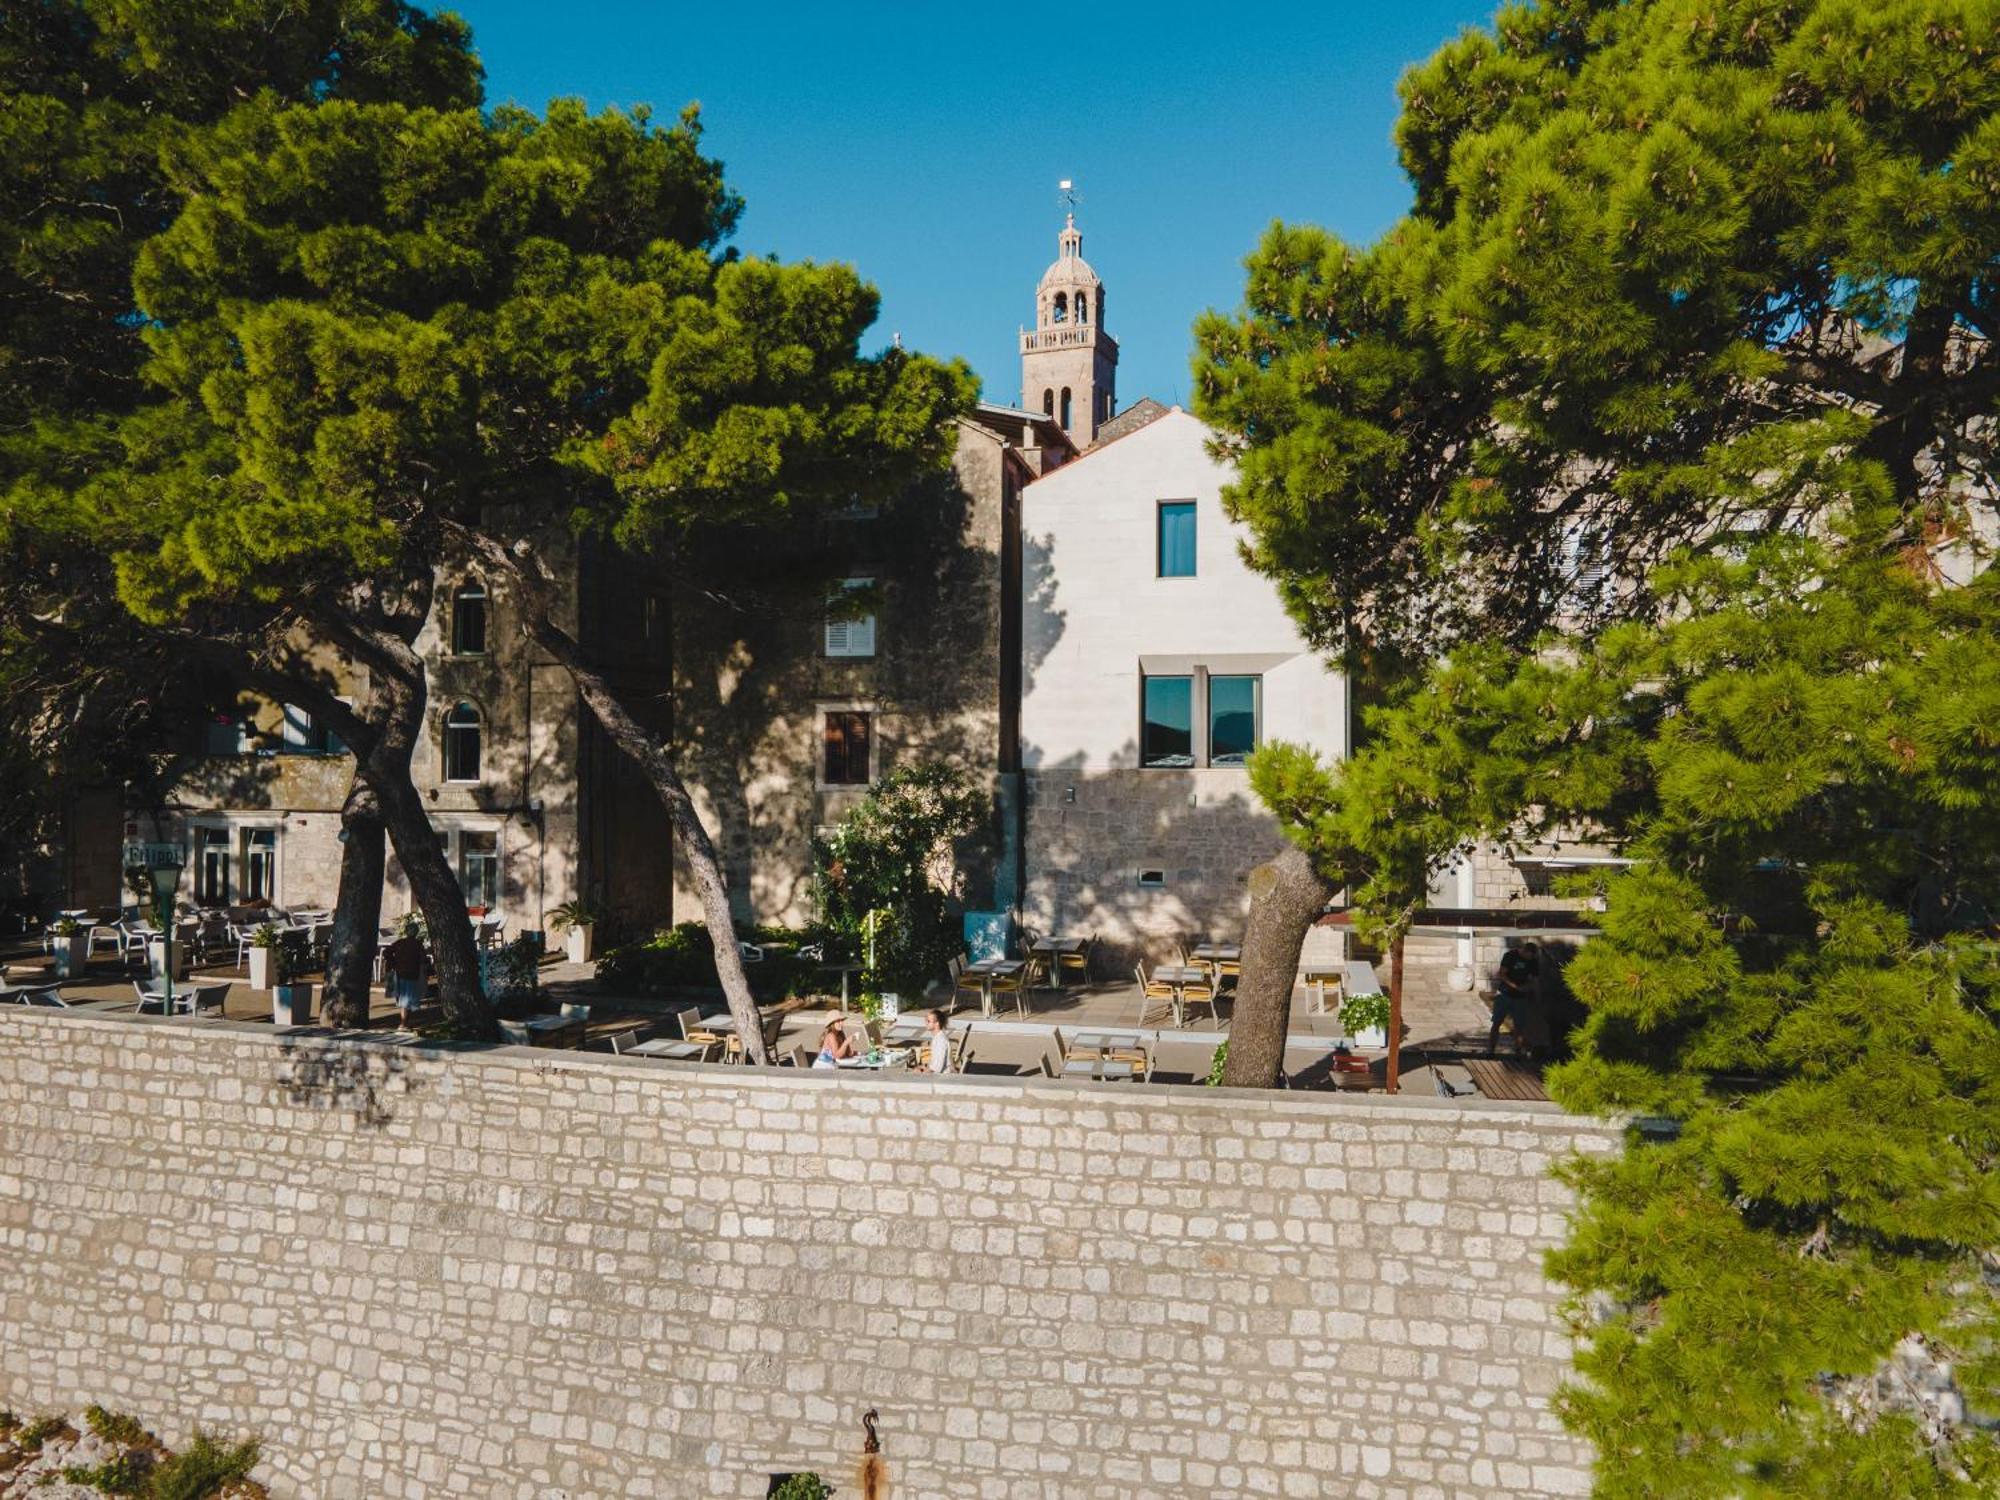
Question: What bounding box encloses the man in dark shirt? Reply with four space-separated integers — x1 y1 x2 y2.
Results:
1489 941 1540 1056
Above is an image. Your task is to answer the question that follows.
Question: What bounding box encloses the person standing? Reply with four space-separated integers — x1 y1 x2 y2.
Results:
383 930 425 1029
1488 941 1540 1056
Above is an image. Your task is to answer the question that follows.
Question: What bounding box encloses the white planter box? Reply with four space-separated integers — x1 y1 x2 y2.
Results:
52 935 87 980
564 925 595 965
272 984 313 1027
148 939 189 982
247 947 274 991
1347 1024 1388 1049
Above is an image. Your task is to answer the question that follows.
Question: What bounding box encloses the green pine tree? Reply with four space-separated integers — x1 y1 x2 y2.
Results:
1198 1 2000 1490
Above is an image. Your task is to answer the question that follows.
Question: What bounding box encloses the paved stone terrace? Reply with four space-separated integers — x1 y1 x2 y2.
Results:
0 1008 1617 1498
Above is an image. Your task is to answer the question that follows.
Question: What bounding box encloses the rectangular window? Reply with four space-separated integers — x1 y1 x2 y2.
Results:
241 828 276 904
458 830 499 910
193 827 230 906
824 578 877 658
451 586 487 656
1157 501 1196 578
204 714 247 757
1207 675 1261 766
1140 676 1194 768
279 703 339 754
823 710 872 785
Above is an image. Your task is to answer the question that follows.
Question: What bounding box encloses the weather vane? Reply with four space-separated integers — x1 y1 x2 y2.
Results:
1058 178 1080 215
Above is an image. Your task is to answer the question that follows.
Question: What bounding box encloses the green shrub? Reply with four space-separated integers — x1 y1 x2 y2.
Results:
1205 1041 1229 1086
17 1416 75 1452
1338 992 1390 1038
62 1449 150 1494
814 763 987 998
83 1407 152 1449
770 1475 832 1500
146 1431 259 1500
596 923 820 1000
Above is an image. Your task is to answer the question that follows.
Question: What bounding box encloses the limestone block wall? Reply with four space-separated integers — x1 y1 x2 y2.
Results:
0 1010 1619 1499
1020 766 1289 967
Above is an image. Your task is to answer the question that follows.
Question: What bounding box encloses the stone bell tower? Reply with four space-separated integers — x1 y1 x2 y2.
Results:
1021 212 1118 446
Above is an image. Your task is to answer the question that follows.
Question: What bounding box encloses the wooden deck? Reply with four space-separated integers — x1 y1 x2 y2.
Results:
1461 1056 1549 1102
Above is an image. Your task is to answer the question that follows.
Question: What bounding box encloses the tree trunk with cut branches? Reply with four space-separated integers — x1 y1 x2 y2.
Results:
1221 843 1337 1089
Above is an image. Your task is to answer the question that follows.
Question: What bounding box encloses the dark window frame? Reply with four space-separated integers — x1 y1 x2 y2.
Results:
443 702 483 783
823 709 873 786
1140 674 1194 769
451 583 488 657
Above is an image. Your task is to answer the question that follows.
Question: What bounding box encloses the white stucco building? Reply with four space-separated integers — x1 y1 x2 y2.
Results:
1018 404 1347 962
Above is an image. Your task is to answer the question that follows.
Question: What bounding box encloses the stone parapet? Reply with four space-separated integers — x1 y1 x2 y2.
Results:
0 1009 1617 1498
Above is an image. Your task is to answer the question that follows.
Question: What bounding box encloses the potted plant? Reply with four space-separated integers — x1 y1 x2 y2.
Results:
1340 991 1391 1049
548 899 605 965
50 917 87 980
769 1473 832 1500
271 942 314 1027
246 924 280 991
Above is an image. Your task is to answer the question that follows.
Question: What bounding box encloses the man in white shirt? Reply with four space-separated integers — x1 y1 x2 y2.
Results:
924 1009 952 1074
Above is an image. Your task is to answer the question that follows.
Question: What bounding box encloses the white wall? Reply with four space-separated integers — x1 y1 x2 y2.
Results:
1021 409 1345 771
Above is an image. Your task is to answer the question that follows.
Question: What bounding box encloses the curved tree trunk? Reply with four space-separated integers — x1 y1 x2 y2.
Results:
321 774 385 1028
453 527 767 1061
531 619 766 1062
364 724 495 1040
1221 842 1337 1089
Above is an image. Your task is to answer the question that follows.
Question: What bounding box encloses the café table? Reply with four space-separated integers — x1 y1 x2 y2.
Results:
836 1047 913 1071
1065 1028 1150 1081
1151 964 1209 1027
1028 936 1086 988
628 1035 714 1062
963 958 1025 1018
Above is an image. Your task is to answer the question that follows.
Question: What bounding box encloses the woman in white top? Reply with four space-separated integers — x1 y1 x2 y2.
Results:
814 1018 855 1069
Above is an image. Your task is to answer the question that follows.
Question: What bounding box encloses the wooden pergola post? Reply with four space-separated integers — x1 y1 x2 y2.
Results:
1386 932 1404 1094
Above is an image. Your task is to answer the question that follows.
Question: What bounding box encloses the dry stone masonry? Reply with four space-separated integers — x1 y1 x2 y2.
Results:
0 1010 1619 1497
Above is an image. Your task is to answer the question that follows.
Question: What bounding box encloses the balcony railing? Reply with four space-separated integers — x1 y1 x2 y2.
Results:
1019 325 1118 354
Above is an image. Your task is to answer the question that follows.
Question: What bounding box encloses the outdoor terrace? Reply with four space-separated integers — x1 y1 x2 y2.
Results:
2 923 1545 1103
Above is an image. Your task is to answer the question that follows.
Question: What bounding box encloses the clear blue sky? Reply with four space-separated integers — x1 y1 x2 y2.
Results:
454 1 1495 410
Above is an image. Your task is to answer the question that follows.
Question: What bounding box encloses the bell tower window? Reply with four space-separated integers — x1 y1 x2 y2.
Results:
1060 388 1072 431
1052 291 1067 324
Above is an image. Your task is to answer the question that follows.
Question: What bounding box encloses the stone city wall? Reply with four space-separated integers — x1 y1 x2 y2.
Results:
0 1009 1619 1498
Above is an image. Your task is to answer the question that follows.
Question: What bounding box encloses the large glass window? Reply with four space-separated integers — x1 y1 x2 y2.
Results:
194 827 230 906
443 703 482 783
823 710 872 786
1141 676 1194 767
451 583 487 656
459 830 499 910
1208 675 1261 766
241 828 276 903
1158 501 1196 578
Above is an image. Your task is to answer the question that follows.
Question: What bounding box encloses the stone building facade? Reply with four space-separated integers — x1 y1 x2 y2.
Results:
1018 406 1349 965
132 533 677 937
668 404 1070 927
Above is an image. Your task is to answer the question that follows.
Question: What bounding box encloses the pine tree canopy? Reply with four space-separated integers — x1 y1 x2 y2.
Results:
1206 1 2000 1492
29 93 974 622
1195 0 1997 658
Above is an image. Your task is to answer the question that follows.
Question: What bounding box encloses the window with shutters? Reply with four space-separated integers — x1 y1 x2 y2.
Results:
824 578 877 658
823 710 873 786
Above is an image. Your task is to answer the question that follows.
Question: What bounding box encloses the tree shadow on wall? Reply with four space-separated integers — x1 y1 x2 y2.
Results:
1016 745 1288 972
276 1037 421 1129
670 464 1067 922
